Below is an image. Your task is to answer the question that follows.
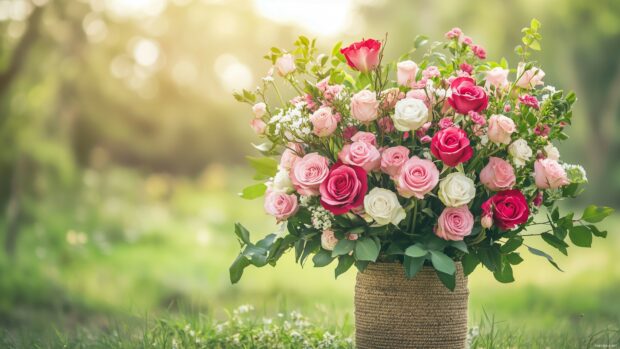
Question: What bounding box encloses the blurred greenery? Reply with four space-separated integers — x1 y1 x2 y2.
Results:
0 0 619 346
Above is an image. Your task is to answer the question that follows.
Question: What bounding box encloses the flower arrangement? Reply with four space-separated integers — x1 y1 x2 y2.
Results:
230 20 613 290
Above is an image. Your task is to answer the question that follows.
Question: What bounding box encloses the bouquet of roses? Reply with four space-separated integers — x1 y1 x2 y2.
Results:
230 20 613 289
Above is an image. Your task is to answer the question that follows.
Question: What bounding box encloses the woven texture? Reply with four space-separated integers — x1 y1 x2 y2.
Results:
355 262 469 349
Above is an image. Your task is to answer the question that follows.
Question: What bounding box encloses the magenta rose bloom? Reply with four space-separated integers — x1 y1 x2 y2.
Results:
340 39 381 73
320 162 368 215
481 189 530 231
447 76 488 114
430 127 474 167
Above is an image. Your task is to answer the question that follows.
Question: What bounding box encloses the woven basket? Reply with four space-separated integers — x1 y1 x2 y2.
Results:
354 262 469 349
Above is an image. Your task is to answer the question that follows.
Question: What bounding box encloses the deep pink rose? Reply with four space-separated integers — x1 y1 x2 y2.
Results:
350 131 377 147
320 162 368 215
481 189 530 230
518 94 540 110
480 157 516 191
396 156 439 199
338 141 381 172
264 191 298 221
340 39 381 73
435 206 474 241
534 159 570 189
380 146 410 177
430 127 474 167
447 76 488 114
290 153 330 196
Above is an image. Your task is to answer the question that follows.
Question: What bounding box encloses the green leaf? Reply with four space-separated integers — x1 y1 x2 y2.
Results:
435 270 456 291
331 239 356 257
461 253 479 276
526 245 563 272
403 256 426 279
493 260 515 283
541 232 568 255
335 255 355 278
413 35 429 49
312 249 335 267
229 254 250 284
239 183 267 200
451 241 468 253
500 237 523 253
404 244 428 258
530 18 541 31
430 250 456 275
506 253 524 265
355 260 370 272
246 156 278 180
477 246 501 272
355 238 380 262
581 205 614 223
242 245 269 267
588 225 607 238
569 226 593 247
234 223 251 245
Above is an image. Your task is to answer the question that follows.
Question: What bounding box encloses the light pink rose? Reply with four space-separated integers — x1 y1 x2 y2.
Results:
481 214 493 229
406 89 429 102
249 119 266 135
275 54 296 76
396 156 439 199
534 158 570 189
423 66 440 79
487 114 516 144
252 102 267 118
516 62 545 89
480 157 516 191
338 141 381 172
380 146 410 177
350 90 379 123
290 153 330 195
320 229 338 251
310 107 339 137
485 67 509 89
380 88 402 109
435 206 474 241
264 191 298 221
397 60 418 87
350 131 377 146
280 143 303 170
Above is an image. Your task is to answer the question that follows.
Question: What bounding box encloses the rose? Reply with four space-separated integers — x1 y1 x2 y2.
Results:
268 167 294 193
338 141 381 172
363 188 406 226
280 144 303 170
435 206 474 241
480 157 516 191
350 131 377 146
380 146 410 177
438 172 476 207
406 89 428 101
481 189 530 230
487 114 516 144
485 67 509 89
471 45 487 59
264 191 298 221
275 54 296 76
252 102 266 118
310 107 339 137
340 38 381 72
430 127 474 167
395 156 439 199
516 62 545 89
350 90 379 123
320 230 338 251
508 139 533 167
534 158 570 189
544 143 560 160
392 98 430 132
447 76 488 114
290 153 330 196
320 162 368 215
249 119 266 135
397 60 418 86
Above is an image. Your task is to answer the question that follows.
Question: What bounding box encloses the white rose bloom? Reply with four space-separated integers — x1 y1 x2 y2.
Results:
544 143 560 160
268 168 293 193
275 54 296 76
438 172 476 207
363 188 406 226
391 98 429 132
508 139 533 167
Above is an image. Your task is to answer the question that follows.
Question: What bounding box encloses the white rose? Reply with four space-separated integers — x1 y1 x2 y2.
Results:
268 168 293 193
252 102 266 118
396 60 418 86
363 188 406 226
391 98 429 132
275 54 296 76
508 139 533 167
438 172 476 207
544 143 560 160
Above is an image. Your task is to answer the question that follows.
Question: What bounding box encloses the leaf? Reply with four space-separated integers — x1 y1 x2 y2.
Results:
500 237 523 253
588 225 607 238
526 245 563 272
355 260 370 272
242 245 269 267
581 205 614 223
430 250 456 275
435 270 456 291
331 239 356 257
234 223 251 245
355 238 380 262
451 241 468 253
403 256 426 279
312 249 335 267
404 244 428 258
493 260 515 283
569 226 593 247
246 156 278 180
506 253 524 265
413 35 429 49
530 18 541 31
461 253 479 276
256 233 277 249
239 183 267 200
335 255 355 278
477 246 501 272
541 232 568 255
229 254 250 284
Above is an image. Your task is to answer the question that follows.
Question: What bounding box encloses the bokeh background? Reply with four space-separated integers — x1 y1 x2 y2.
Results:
1 0 619 343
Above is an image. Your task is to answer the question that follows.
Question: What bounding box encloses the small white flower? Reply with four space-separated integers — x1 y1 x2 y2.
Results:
363 188 406 226
267 168 294 193
438 172 476 207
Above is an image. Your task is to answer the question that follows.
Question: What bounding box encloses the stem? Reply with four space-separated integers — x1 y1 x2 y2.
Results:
271 81 286 106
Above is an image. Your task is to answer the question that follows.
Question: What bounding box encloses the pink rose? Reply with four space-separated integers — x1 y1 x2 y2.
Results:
516 62 545 89
438 117 454 129
480 157 516 191
350 90 379 123
430 127 474 167
406 89 429 102
280 143 303 170
534 158 570 189
435 206 474 241
396 156 439 199
350 131 377 147
290 153 330 196
459 63 473 75
340 39 381 73
487 114 516 144
320 229 338 251
377 117 395 133
447 76 489 114
338 141 381 172
249 119 266 135
397 60 418 87
320 162 368 215
380 146 410 177
422 66 440 79
485 67 509 89
518 94 540 110
310 107 339 137
445 27 463 40
380 88 402 109
264 191 298 221
468 111 486 125
471 45 486 59
252 102 266 118
275 54 296 76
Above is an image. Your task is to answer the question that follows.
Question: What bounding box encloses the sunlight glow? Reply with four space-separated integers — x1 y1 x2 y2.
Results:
214 54 253 92
104 0 167 18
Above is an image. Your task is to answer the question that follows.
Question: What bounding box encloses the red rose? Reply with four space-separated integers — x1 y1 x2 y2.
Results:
481 189 530 230
430 127 473 167
320 162 368 215
340 39 381 73
447 77 488 114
